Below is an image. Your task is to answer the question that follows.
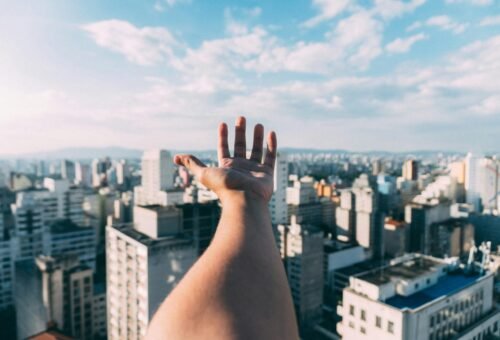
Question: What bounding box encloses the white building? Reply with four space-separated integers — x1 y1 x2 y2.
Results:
47 219 97 270
15 254 95 340
93 283 107 339
10 192 46 261
75 162 92 188
277 217 324 332
270 153 288 225
116 159 130 186
336 174 384 258
337 254 500 340
465 153 500 212
134 149 182 206
0 215 14 310
43 177 85 225
286 176 317 206
106 204 197 340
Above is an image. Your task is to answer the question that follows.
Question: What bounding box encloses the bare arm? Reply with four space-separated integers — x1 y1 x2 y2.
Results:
146 117 299 340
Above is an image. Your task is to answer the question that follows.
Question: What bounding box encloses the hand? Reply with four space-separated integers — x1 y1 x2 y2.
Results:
174 116 277 203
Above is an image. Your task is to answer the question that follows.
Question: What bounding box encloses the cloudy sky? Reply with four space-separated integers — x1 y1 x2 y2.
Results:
1 0 499 155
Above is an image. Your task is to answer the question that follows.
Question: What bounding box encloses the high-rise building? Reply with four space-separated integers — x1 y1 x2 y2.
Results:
10 192 46 261
43 177 85 225
47 219 97 270
15 255 95 340
372 159 383 176
134 150 182 206
106 205 197 340
75 162 92 188
270 153 288 225
61 160 76 183
353 175 384 258
337 254 500 340
405 199 451 254
93 283 107 340
116 159 130 188
277 217 324 334
287 176 334 232
91 158 112 188
336 175 384 258
384 219 409 258
464 153 500 212
402 159 418 181
179 201 221 256
428 218 474 258
336 189 356 241
0 215 14 310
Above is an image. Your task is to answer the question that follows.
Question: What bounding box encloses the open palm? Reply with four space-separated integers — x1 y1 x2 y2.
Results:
174 117 277 202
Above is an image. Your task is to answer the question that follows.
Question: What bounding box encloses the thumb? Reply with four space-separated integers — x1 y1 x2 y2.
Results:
173 154 207 179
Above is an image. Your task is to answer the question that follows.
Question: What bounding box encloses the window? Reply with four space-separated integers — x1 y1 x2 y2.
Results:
349 321 355 329
361 326 366 334
427 278 431 285
349 305 355 316
388 321 394 334
361 309 366 321
415 283 419 289
430 315 434 327
376 316 382 328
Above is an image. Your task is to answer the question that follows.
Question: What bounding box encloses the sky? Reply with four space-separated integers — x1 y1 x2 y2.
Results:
0 0 499 155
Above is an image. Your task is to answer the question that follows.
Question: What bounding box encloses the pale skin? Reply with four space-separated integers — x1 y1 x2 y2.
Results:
146 116 299 340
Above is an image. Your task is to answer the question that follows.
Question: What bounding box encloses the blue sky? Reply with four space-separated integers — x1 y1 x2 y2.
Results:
1 0 499 154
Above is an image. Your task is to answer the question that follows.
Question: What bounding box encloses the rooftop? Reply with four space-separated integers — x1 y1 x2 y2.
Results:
50 219 90 234
111 222 193 247
358 257 442 285
385 271 482 310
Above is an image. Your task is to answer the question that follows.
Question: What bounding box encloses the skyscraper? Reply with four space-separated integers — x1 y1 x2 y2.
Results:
106 205 197 340
336 174 384 258
0 215 13 310
402 159 418 181
61 160 76 183
270 152 288 225
277 217 324 335
134 150 181 206
10 192 46 261
15 254 95 340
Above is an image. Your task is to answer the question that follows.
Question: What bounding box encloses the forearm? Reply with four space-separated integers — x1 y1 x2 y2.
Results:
147 192 299 339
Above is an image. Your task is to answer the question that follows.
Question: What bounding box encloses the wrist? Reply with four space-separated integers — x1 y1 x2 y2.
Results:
218 190 268 211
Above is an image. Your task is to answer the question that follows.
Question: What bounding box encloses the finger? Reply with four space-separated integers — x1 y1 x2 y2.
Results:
264 131 277 169
250 123 264 162
233 116 246 158
173 154 207 179
217 122 230 165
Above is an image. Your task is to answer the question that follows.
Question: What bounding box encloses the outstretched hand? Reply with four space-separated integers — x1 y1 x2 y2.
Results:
174 116 277 203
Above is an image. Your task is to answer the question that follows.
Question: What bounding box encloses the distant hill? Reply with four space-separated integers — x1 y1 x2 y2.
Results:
1 146 484 160
2 147 143 160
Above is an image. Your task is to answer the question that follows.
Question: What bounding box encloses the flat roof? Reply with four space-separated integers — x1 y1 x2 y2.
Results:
358 257 442 285
111 223 192 247
50 219 90 234
385 271 482 310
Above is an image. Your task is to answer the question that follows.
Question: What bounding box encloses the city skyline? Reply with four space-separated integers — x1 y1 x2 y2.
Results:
1 1 499 153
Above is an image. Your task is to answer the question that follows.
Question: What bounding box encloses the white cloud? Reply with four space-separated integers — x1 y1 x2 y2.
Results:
154 0 192 12
426 15 468 34
445 0 493 6
406 21 423 31
82 20 178 65
372 0 426 20
480 15 500 26
224 7 262 36
386 33 427 53
301 0 351 28
245 10 385 74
